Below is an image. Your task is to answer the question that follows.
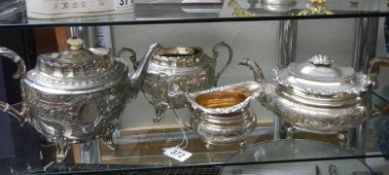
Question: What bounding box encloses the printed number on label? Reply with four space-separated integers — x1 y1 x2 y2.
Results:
115 0 132 11
163 147 192 162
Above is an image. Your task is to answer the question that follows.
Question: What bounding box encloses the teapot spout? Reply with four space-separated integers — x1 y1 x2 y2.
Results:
129 43 161 91
239 58 275 108
239 58 265 83
0 101 26 124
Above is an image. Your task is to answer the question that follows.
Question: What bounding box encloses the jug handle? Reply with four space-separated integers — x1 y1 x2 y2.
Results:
212 42 233 84
118 47 138 70
0 47 27 123
368 57 389 89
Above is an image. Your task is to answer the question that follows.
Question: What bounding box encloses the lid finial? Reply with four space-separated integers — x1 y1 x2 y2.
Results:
308 54 333 66
67 38 84 51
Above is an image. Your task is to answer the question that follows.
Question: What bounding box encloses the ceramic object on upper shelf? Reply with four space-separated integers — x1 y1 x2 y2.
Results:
26 0 134 19
240 55 389 134
261 0 296 12
123 42 233 122
0 38 160 163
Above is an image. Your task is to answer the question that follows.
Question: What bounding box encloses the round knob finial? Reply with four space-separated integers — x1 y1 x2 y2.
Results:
308 54 334 66
67 38 84 51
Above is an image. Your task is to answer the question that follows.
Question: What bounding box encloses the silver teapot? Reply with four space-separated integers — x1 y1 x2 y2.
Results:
240 55 389 134
124 42 233 122
0 38 160 163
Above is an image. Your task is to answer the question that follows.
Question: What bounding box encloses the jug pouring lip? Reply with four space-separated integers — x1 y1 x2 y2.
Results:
187 81 263 115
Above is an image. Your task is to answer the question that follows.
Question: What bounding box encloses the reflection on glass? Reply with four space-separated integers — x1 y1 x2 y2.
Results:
308 0 327 5
0 0 26 23
295 4 334 16
228 0 257 17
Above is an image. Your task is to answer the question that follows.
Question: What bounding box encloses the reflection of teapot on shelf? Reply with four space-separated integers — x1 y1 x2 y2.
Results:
0 38 160 163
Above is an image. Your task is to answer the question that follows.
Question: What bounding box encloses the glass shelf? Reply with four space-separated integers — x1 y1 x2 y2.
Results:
1 90 387 174
1 0 389 28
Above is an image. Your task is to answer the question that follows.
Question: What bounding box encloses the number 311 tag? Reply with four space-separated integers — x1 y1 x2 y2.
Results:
163 147 193 162
115 0 133 11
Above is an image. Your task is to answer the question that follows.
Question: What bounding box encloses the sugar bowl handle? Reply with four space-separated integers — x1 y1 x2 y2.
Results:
118 47 138 70
0 47 27 124
212 42 233 84
368 57 389 89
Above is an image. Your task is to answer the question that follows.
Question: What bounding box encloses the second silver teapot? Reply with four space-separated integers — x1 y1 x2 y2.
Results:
124 42 233 122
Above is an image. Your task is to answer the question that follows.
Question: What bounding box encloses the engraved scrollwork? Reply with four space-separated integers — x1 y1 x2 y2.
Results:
28 62 126 90
0 40 133 163
144 45 227 122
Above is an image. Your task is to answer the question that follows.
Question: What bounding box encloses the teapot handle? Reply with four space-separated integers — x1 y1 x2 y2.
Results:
0 102 25 124
0 47 26 79
117 47 138 70
368 57 389 89
212 42 233 84
0 47 27 123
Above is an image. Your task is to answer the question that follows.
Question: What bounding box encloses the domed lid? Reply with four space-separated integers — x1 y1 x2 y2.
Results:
35 38 114 77
274 55 372 97
25 38 128 92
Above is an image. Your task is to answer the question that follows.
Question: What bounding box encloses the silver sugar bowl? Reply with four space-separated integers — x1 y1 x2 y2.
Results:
240 55 389 135
184 81 263 148
126 42 233 122
0 38 160 163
